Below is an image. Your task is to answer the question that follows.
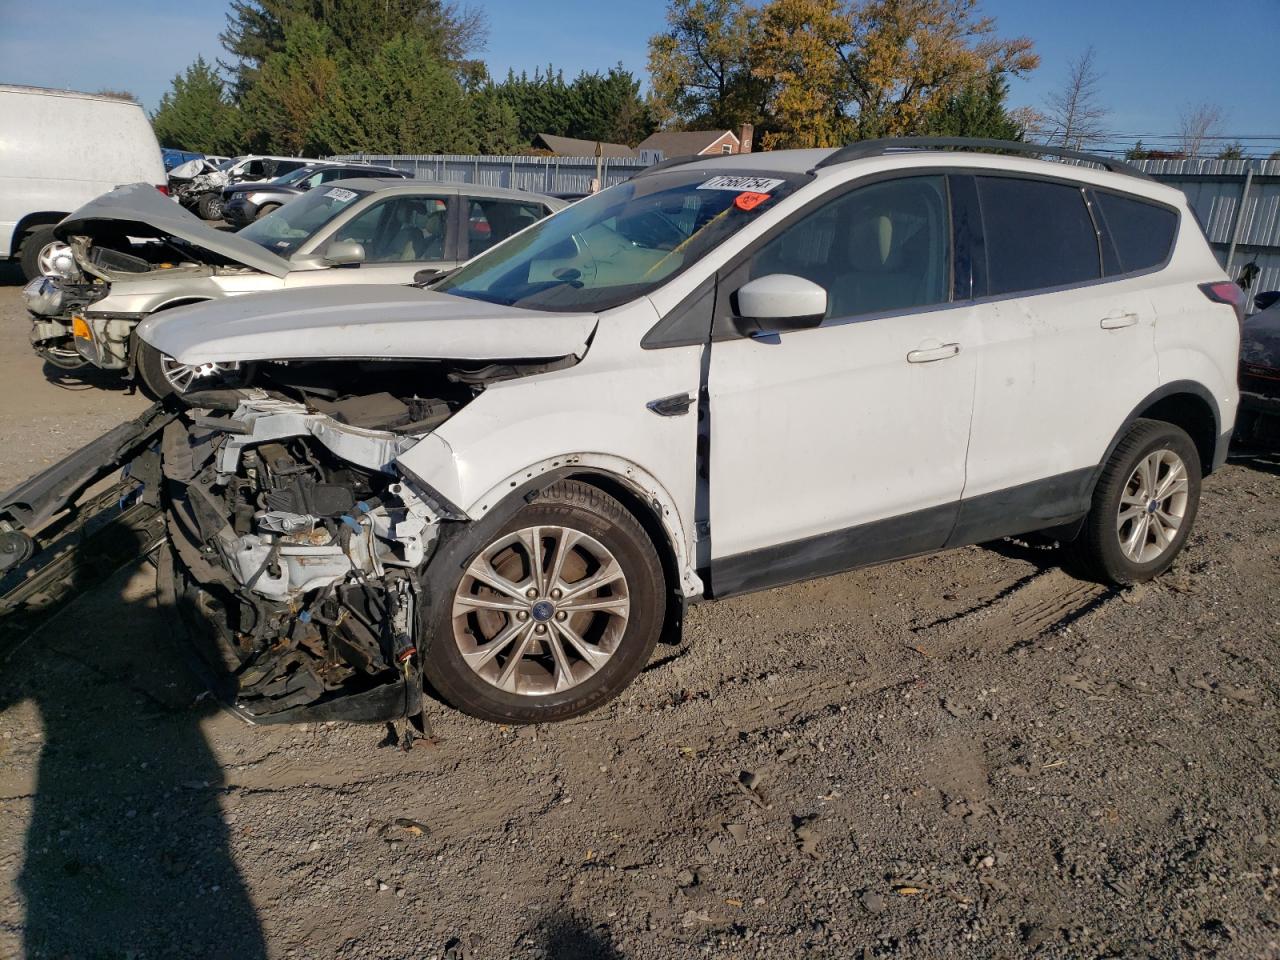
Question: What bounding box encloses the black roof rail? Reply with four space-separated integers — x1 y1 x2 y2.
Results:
811 137 1152 180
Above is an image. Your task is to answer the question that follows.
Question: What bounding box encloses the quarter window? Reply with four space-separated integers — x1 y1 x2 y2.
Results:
1092 191 1178 274
976 176 1100 295
743 176 951 319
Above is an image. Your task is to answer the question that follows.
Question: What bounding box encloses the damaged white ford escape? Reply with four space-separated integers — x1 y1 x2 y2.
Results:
138 139 1242 726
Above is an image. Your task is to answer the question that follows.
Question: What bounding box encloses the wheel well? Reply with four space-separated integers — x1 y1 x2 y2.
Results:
569 471 686 645
12 213 68 257
1137 392 1218 474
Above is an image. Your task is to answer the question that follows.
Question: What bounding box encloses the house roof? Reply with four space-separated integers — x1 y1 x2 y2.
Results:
636 130 739 156
532 133 636 157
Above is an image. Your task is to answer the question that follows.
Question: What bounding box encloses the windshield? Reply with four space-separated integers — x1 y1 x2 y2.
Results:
435 170 805 312
271 166 319 186
238 185 371 256
216 157 240 172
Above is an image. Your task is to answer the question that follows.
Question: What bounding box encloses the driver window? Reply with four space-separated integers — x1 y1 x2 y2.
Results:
745 176 951 319
332 197 450 263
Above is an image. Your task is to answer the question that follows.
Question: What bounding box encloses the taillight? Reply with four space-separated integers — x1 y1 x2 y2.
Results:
155 184 169 196
1199 280 1247 324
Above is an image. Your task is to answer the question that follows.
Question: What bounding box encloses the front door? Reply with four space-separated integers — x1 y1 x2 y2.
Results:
292 194 458 286
707 175 979 596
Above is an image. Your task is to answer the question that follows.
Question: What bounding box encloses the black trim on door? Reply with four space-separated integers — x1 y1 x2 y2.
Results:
709 502 959 599
708 466 1100 600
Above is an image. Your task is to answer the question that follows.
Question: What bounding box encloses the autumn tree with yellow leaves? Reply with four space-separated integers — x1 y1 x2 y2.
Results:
648 0 1039 148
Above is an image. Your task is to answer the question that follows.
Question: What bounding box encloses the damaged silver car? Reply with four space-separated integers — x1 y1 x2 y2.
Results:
24 182 563 398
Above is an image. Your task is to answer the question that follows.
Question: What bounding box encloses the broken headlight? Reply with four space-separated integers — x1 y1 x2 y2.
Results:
23 276 64 316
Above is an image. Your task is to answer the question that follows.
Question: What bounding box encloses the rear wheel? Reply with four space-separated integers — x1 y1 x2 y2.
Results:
423 480 665 724
18 225 59 280
1064 419 1201 584
196 193 225 221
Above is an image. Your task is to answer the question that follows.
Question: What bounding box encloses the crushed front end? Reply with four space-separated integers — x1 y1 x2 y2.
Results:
159 388 456 723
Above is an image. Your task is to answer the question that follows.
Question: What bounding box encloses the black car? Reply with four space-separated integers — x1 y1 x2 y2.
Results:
221 163 410 227
1237 297 1280 446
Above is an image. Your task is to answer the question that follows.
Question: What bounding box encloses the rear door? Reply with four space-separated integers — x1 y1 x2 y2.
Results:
461 197 553 260
950 174 1160 545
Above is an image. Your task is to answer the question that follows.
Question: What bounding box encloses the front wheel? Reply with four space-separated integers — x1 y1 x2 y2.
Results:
18 225 59 280
136 339 249 400
254 203 280 221
422 480 665 724
1064 419 1201 585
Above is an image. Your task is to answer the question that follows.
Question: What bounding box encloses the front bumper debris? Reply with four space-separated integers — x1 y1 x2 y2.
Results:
158 395 447 722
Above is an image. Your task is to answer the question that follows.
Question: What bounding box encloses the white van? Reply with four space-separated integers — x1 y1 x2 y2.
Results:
0 84 166 280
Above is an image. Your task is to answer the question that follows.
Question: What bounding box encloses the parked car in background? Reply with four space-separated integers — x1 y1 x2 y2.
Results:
24 179 564 397
161 148 204 171
222 163 410 227
0 84 166 280
1236 297 1280 445
169 155 325 220
137 139 1240 726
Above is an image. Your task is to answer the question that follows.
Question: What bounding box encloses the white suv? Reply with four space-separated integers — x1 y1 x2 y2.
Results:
142 139 1242 727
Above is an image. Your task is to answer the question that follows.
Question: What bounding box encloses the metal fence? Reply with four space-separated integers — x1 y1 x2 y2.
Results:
329 153 650 195
1132 157 1280 295
332 152 1280 296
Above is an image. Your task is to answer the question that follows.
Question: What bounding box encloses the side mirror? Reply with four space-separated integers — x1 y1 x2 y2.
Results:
733 274 827 335
324 240 366 266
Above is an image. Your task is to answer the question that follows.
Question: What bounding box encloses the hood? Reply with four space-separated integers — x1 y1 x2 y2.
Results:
225 182 303 198
56 183 293 278
136 284 600 365
168 157 218 180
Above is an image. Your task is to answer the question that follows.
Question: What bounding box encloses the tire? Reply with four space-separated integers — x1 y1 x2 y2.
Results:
422 480 665 724
196 193 225 221
254 203 280 221
136 340 177 400
1063 419 1201 585
18 224 59 280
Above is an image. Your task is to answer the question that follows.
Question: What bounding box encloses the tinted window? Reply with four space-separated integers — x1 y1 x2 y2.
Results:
977 177 1100 295
466 199 547 256
334 196 449 263
743 176 951 319
1093 191 1178 274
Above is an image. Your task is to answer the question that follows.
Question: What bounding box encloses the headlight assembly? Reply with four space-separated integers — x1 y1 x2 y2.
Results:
22 277 64 317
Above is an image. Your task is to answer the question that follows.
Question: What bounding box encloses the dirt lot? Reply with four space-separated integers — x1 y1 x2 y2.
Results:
1 273 1278 959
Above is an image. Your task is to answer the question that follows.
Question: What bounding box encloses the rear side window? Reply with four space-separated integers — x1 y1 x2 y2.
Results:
976 177 1100 296
1092 191 1178 274
466 199 547 256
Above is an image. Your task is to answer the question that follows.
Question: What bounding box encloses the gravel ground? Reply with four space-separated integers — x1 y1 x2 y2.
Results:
1 275 1278 959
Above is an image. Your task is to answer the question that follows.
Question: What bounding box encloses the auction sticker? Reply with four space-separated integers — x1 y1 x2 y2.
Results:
325 187 358 202
697 175 785 193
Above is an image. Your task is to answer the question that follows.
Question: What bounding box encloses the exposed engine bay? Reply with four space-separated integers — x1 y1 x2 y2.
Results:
157 355 572 722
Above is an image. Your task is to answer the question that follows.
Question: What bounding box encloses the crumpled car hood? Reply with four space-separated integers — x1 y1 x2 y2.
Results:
56 183 293 279
136 284 600 365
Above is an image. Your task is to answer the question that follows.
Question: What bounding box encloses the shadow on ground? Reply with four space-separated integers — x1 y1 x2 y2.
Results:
0 559 266 959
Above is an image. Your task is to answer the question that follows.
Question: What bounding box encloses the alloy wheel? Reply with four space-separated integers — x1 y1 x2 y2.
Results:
36 241 72 277
1116 448 1189 563
451 525 630 696
159 354 240 393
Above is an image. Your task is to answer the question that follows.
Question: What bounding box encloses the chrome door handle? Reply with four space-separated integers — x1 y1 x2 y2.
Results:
1100 312 1139 329
906 342 961 364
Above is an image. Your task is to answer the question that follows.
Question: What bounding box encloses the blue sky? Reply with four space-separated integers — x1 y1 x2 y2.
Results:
3 0 1277 153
